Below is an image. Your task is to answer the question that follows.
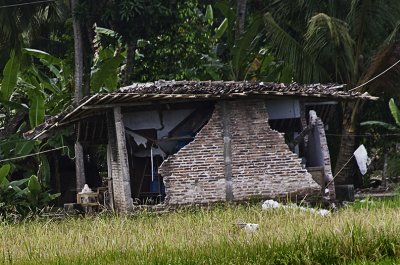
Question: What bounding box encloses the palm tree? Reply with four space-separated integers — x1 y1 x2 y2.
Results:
235 0 247 41
0 0 65 69
69 0 86 191
70 0 83 102
263 0 400 184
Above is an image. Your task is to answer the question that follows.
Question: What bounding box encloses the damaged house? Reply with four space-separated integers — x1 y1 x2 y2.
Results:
25 81 376 211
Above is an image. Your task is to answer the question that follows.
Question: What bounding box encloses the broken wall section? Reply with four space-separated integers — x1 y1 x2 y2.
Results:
159 99 320 205
158 105 226 204
230 100 320 200
306 110 335 197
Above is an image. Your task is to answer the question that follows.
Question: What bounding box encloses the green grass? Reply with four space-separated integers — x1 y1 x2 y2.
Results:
2 199 400 264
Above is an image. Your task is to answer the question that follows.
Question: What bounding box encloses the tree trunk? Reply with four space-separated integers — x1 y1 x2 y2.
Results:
334 99 364 185
71 0 83 103
74 141 86 191
83 20 96 97
71 0 86 191
235 0 247 42
334 129 357 184
123 39 136 86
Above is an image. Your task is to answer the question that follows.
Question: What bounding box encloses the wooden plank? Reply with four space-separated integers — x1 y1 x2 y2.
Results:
106 144 114 210
91 119 97 140
54 156 61 205
74 141 86 192
136 160 149 198
84 120 89 142
221 101 233 201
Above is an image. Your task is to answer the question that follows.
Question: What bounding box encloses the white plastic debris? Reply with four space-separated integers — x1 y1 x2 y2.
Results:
81 184 92 193
237 222 259 232
300 206 312 212
133 147 166 159
317 209 331 217
126 131 148 147
353 144 371 175
80 184 93 204
359 199 374 204
261 199 330 217
262 199 281 209
243 223 259 232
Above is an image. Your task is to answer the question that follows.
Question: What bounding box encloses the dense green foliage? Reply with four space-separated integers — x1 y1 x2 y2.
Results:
0 164 59 220
0 0 400 214
261 0 400 182
361 99 400 179
264 0 400 86
0 0 287 202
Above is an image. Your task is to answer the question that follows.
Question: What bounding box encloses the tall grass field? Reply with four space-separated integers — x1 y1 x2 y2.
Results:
2 198 400 264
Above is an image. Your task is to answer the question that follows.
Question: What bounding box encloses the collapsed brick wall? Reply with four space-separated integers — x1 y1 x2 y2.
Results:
159 99 320 205
230 100 319 199
309 110 335 198
158 105 226 204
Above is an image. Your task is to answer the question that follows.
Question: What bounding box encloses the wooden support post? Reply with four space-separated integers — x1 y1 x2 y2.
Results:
55 156 61 205
106 144 114 210
383 152 388 189
75 141 86 192
221 101 234 201
299 101 309 148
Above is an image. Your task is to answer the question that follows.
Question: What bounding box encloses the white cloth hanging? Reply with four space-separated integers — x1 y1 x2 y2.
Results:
353 144 370 175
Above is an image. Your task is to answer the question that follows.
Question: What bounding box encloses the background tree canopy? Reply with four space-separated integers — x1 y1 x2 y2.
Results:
1 0 400 215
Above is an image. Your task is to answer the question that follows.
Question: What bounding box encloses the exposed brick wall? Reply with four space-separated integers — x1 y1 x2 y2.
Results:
158 104 226 204
107 109 133 212
159 99 320 205
230 100 319 200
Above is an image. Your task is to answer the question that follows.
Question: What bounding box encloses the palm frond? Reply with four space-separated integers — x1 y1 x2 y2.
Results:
268 0 327 30
389 98 400 127
360 121 399 131
304 13 356 84
384 21 400 45
230 15 264 80
347 0 400 49
358 41 400 96
264 12 330 83
326 0 349 20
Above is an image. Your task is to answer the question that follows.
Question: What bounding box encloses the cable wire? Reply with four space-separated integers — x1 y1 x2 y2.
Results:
349 58 400 92
325 133 400 137
0 146 68 163
0 0 56 9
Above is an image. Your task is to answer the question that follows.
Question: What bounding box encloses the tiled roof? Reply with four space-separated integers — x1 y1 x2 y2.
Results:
119 81 355 98
24 81 377 140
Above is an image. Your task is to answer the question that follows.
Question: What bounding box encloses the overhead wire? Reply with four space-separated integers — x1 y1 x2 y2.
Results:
0 0 56 9
0 146 70 163
325 133 400 137
349 58 400 92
